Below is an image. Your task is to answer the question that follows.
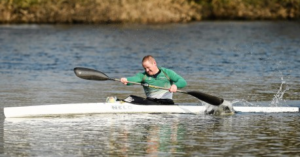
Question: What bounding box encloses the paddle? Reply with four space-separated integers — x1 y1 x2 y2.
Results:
74 67 224 106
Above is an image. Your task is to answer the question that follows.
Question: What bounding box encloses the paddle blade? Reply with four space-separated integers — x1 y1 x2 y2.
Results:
74 67 110 81
186 91 224 106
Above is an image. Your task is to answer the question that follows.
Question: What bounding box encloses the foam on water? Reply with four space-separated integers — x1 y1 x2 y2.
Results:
204 100 235 115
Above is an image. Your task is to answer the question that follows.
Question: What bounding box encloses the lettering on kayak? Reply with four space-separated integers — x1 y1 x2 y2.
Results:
111 105 133 110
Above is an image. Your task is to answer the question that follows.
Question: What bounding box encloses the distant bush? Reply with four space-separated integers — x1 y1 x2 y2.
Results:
197 0 300 20
0 0 299 24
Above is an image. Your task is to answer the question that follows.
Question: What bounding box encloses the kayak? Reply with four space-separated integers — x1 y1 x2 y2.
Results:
4 101 299 118
6 67 298 118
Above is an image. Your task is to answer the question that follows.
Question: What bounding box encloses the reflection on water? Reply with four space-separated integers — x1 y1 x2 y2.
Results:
3 114 300 156
1 21 300 156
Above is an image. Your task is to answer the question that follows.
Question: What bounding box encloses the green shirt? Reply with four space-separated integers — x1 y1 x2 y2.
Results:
127 67 187 99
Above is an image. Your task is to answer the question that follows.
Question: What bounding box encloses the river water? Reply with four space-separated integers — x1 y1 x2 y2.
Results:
0 21 300 156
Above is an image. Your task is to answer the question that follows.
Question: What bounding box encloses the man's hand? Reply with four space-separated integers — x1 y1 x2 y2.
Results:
169 84 178 93
120 78 128 85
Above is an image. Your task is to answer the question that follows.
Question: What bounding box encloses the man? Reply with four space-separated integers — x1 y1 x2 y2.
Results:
120 55 187 105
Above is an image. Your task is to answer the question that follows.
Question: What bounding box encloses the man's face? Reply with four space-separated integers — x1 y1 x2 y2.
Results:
142 60 157 75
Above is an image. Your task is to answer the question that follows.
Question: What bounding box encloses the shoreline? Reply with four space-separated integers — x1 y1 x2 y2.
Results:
0 0 299 24
0 20 298 26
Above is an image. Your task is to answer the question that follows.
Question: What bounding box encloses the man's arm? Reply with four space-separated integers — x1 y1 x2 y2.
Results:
120 73 144 85
167 69 187 88
164 69 187 92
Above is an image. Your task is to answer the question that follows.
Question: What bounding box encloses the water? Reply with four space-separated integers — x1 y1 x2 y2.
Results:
0 21 300 156
3 114 299 156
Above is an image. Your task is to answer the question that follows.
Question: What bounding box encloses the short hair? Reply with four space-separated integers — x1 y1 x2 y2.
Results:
142 55 156 63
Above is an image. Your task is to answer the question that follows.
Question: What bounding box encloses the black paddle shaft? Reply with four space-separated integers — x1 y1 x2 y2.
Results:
143 83 224 106
74 67 224 106
185 91 224 106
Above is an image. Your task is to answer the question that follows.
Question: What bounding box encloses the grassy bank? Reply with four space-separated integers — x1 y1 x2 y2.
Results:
0 0 299 24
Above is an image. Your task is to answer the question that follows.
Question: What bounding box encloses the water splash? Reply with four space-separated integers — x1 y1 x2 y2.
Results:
228 76 290 107
270 77 289 107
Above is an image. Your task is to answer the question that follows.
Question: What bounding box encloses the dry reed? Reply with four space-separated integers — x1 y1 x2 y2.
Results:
0 0 299 24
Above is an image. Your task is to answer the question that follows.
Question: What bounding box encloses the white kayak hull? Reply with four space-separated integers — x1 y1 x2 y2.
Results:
4 102 299 118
